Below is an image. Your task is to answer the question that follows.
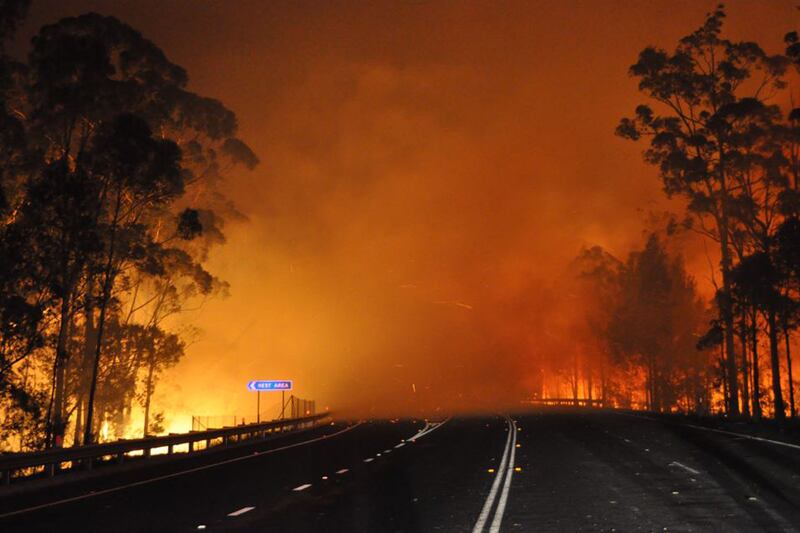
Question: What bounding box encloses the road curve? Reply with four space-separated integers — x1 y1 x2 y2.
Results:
2 410 800 532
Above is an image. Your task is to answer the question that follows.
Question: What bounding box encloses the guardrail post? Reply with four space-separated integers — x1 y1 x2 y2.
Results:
0 413 329 485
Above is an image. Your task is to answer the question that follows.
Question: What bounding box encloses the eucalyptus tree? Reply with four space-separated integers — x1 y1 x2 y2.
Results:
0 0 29 218
80 114 186 445
709 95 799 420
775 217 800 417
15 13 256 446
0 0 34 370
730 252 787 419
607 235 707 412
617 6 789 415
570 245 623 405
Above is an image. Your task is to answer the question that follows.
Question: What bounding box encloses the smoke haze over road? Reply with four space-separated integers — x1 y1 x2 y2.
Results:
12 0 797 422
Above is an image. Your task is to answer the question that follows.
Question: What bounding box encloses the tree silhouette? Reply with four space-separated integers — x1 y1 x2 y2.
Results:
730 252 787 419
0 11 256 449
617 6 789 415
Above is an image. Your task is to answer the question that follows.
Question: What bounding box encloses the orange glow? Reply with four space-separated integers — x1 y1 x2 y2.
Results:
12 1 797 424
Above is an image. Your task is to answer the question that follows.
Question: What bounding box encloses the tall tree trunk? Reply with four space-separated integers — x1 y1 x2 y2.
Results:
751 310 762 419
571 353 579 402
647 355 655 411
767 309 786 422
84 281 110 445
44 360 57 448
587 367 593 404
785 329 796 419
739 312 751 417
73 398 83 447
84 190 122 445
720 355 728 414
51 291 72 448
600 356 607 408
72 286 96 448
143 350 156 436
719 208 740 416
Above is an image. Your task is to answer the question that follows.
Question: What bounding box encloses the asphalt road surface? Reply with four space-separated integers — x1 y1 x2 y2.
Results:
2 410 800 532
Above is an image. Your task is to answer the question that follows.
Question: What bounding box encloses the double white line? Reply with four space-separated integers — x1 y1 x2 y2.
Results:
473 416 517 533
408 418 450 442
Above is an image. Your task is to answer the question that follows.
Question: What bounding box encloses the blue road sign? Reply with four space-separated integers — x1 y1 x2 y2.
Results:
247 380 293 391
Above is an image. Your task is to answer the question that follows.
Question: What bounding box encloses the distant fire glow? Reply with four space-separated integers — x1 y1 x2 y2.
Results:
1 1 798 454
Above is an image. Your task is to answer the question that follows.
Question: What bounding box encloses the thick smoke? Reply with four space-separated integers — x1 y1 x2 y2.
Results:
16 0 797 423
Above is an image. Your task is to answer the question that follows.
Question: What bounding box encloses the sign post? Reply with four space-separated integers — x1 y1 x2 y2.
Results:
247 380 293 422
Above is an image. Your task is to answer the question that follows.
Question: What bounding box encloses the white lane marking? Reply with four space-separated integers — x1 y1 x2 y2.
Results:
473 417 514 533
489 418 517 533
336 468 349 474
384 449 392 453
408 423 434 441
197 526 207 530
364 458 374 463
411 421 443 440
619 412 800 451
292 484 312 492
0 421 362 520
408 418 451 442
227 506 255 516
617 411 800 531
669 461 700 475
394 442 406 448
684 423 800 451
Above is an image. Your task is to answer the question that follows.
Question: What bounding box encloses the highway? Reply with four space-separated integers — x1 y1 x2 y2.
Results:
2 410 800 532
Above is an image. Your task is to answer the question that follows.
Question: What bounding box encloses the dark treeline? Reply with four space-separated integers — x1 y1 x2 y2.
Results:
0 1 256 450
608 5 800 419
567 235 710 413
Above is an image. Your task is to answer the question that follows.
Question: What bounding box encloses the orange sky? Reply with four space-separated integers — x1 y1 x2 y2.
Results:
14 0 800 423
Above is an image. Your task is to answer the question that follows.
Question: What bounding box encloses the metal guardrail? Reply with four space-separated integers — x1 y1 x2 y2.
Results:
522 398 605 407
0 412 330 486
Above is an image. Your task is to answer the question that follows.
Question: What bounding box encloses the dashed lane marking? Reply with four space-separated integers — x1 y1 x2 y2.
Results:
407 418 451 442
669 461 701 475
227 506 255 517
0 422 363 520
292 484 312 492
